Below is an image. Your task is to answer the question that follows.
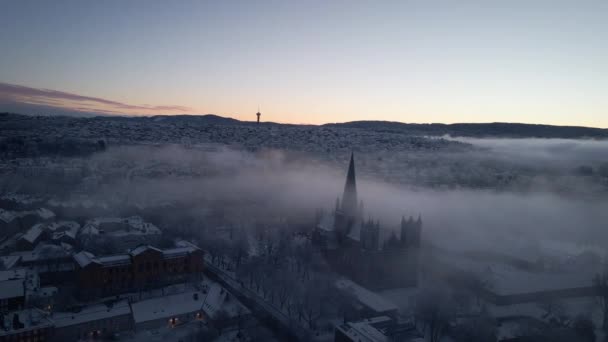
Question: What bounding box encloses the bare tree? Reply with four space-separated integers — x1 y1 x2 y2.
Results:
415 288 455 342
451 311 497 342
448 269 493 308
230 234 249 269
538 297 566 321
299 275 332 330
293 240 314 280
213 309 230 335
277 272 296 310
241 257 264 293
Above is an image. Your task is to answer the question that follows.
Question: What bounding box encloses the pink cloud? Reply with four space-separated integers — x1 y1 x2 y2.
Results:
0 82 193 115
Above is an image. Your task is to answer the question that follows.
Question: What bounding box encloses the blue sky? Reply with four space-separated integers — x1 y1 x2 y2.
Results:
0 0 606 126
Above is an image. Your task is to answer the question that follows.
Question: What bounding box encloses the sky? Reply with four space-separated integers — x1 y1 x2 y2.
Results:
0 0 607 126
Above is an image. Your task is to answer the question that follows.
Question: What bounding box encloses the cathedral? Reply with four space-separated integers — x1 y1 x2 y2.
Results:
314 153 422 289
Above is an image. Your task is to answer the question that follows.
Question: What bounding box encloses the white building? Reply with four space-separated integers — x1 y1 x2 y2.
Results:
51 299 133 341
79 216 161 251
131 290 205 331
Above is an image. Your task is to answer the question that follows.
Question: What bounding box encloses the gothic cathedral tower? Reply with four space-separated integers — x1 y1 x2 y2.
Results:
341 152 358 219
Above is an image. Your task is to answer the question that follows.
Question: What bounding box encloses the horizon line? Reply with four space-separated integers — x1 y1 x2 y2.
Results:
3 111 608 131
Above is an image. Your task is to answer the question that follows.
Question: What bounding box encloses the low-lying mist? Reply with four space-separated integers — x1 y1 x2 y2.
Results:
60 137 608 264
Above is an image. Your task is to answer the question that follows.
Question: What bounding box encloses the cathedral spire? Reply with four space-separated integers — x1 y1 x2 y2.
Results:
341 152 358 219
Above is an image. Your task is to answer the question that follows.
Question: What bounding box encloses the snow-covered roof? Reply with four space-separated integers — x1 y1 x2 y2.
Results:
0 269 27 281
79 253 132 268
109 229 161 237
47 221 80 236
29 263 75 273
335 278 399 314
163 246 198 259
20 223 45 244
0 255 21 270
21 221 79 246
0 270 25 300
0 309 52 337
0 209 17 223
88 217 124 226
336 316 392 342
131 291 203 324
202 280 250 319
52 300 131 328
12 243 70 263
76 243 197 269
79 223 100 236
125 216 161 233
0 233 21 250
0 280 24 300
378 287 418 312
98 254 132 267
0 208 55 225
52 231 73 242
175 240 199 249
73 251 98 268
130 245 162 256
83 216 161 238
36 208 55 220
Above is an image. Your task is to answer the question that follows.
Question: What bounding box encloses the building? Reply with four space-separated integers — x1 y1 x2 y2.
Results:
79 216 161 251
10 244 75 286
334 316 423 342
0 208 55 245
51 300 132 341
200 279 251 331
131 290 205 331
16 224 47 251
0 270 27 313
46 221 80 245
0 268 44 314
130 279 250 333
0 256 20 271
314 153 422 290
15 221 80 251
74 244 204 299
334 279 399 319
0 309 53 342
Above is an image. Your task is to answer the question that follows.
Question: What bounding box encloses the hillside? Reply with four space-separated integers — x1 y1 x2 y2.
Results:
324 121 608 139
3 112 608 141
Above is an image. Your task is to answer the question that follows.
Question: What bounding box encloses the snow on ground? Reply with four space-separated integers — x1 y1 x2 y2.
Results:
131 290 204 325
53 300 131 328
335 278 399 314
379 287 419 314
489 297 600 322
117 321 203 342
435 251 597 295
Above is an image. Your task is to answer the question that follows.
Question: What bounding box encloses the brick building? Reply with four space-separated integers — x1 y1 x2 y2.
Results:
74 244 204 299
